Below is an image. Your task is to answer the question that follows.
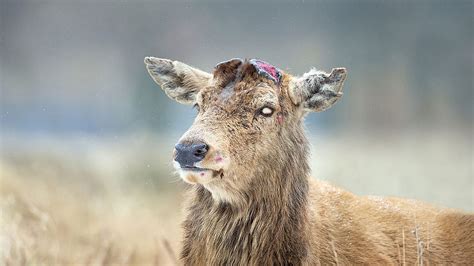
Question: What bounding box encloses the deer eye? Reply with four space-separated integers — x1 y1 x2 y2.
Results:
257 106 274 117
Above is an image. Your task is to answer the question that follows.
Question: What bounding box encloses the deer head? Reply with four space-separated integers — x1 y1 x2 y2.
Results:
145 57 347 203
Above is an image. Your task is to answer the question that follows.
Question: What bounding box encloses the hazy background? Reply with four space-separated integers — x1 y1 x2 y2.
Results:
1 0 472 264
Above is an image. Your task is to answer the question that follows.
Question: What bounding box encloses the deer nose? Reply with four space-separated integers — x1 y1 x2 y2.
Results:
174 142 209 167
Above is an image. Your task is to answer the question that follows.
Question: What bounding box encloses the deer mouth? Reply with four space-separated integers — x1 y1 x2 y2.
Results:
182 166 223 176
181 166 212 172
179 166 225 180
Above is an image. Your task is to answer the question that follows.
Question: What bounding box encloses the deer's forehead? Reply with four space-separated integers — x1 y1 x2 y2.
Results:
201 79 279 106
199 59 285 109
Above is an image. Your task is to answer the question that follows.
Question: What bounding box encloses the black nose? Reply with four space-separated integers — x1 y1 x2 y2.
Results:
174 142 209 167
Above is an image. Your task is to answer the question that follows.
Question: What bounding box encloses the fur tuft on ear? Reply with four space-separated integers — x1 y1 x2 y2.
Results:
289 67 347 112
144 57 212 105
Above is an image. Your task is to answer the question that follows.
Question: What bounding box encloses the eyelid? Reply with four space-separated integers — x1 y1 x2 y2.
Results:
261 102 276 109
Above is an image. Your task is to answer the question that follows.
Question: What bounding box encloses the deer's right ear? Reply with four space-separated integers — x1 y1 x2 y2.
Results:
288 68 347 112
144 57 212 105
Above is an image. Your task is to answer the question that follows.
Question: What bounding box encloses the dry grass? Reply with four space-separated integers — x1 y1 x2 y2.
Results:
0 176 181 265
0 134 183 265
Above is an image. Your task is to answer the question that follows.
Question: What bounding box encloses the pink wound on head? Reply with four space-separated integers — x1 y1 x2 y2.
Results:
200 172 204 176
215 156 223 163
250 59 281 84
256 62 278 79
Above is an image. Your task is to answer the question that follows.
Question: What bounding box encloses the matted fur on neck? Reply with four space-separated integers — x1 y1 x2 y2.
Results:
181 123 312 265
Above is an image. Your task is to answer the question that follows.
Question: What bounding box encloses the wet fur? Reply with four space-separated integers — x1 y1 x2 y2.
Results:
144 58 474 265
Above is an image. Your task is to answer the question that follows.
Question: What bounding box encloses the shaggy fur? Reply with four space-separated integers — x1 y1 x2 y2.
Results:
145 57 474 265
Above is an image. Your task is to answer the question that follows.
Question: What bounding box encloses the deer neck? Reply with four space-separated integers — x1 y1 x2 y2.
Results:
182 126 311 264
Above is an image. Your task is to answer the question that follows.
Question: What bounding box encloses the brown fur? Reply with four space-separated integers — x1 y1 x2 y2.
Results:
144 57 474 265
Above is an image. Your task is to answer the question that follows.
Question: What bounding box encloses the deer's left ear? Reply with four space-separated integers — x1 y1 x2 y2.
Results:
288 68 347 112
144 57 212 105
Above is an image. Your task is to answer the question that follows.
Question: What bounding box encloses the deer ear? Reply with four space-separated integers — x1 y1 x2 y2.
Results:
144 57 212 105
289 68 347 112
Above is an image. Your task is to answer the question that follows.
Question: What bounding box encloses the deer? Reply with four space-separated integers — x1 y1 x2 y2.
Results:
144 57 473 265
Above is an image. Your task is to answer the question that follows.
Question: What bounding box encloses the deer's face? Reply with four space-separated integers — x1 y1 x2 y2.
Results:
145 57 346 201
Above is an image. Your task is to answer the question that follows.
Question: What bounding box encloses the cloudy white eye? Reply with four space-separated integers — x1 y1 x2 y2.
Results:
258 107 274 117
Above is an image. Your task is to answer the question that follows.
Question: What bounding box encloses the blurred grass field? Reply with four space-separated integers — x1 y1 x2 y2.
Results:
0 131 472 265
0 133 183 265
